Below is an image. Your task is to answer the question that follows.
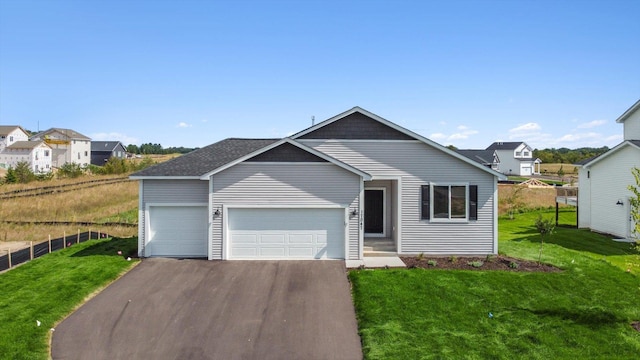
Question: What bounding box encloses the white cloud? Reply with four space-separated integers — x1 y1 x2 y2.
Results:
556 132 600 142
509 122 541 134
604 134 623 143
577 119 607 129
177 122 192 128
447 125 478 141
457 125 470 130
91 132 139 146
430 132 447 140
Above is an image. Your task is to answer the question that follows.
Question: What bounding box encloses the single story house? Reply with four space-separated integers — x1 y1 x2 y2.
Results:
577 99 640 240
456 149 500 171
131 107 505 261
91 141 127 165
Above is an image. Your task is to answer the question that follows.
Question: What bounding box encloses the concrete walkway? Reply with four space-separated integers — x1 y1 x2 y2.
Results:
52 259 362 360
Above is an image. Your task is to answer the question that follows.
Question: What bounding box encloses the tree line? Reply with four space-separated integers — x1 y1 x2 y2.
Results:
532 147 610 164
125 143 197 155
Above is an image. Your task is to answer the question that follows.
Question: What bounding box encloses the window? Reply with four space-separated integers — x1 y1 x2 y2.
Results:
421 184 478 221
515 151 522 157
523 151 530 157
78 152 80 160
44 150 50 157
9 136 13 142
84 151 88 156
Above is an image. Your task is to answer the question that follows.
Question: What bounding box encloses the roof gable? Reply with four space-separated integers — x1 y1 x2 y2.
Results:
456 149 499 165
581 140 640 168
294 109 415 140
6 141 50 150
0 125 29 137
616 99 640 123
31 128 90 141
246 142 327 162
91 141 125 152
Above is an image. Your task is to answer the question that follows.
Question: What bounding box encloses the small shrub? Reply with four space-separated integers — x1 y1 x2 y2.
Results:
509 261 520 269
468 260 484 268
427 259 438 267
417 252 424 261
449 256 458 263
58 162 84 178
485 254 496 263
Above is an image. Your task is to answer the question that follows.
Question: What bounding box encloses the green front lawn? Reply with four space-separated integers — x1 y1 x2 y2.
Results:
0 237 138 359
350 209 640 359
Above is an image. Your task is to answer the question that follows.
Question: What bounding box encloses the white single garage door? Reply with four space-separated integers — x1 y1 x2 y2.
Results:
147 206 208 257
228 208 345 260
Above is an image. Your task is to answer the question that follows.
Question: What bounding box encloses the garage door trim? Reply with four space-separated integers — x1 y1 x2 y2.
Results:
222 204 349 260
145 202 209 258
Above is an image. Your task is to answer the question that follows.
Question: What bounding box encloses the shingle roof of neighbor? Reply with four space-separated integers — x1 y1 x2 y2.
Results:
6 141 45 149
456 149 496 165
131 138 280 177
0 125 26 136
91 141 124 152
486 142 524 150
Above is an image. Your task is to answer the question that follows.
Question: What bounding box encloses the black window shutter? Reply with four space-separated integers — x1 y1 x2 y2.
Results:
469 185 478 220
421 185 430 220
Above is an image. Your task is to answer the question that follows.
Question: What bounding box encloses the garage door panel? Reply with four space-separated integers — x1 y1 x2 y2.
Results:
228 208 344 260
148 206 208 257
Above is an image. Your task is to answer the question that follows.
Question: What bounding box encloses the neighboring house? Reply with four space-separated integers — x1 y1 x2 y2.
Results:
0 141 52 173
486 141 541 176
0 125 30 154
456 149 500 171
30 128 91 168
131 107 505 261
577 99 640 240
91 141 128 166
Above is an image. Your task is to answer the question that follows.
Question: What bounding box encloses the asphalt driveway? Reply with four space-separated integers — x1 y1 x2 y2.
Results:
51 259 362 360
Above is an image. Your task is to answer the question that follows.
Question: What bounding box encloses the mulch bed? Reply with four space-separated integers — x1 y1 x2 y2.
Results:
400 255 561 273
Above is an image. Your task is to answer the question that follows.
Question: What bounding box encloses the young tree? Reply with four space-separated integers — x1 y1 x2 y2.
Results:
4 167 17 184
535 215 555 264
557 165 565 183
501 185 525 220
13 161 35 183
628 167 640 244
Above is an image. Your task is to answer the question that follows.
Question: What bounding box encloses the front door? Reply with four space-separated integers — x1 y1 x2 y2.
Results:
365 189 385 236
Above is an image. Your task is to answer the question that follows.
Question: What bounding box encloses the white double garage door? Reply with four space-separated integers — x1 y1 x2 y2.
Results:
146 206 346 260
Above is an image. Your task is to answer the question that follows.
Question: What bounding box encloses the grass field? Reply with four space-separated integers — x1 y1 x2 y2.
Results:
350 209 640 359
0 236 138 359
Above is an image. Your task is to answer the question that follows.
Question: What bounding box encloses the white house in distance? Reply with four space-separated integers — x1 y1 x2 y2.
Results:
1 141 53 173
0 125 29 153
578 99 640 240
486 141 541 176
30 128 91 168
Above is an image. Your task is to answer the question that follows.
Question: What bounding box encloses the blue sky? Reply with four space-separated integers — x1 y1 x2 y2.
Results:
1 0 638 150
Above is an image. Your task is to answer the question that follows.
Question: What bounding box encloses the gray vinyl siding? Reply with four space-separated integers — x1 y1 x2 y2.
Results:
211 163 361 260
300 139 497 254
139 179 209 256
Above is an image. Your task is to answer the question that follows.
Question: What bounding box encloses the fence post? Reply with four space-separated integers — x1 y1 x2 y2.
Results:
7 249 11 269
48 235 51 253
30 241 33 260
77 229 80 244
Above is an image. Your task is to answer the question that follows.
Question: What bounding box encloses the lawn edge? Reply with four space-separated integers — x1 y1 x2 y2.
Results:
46 259 141 358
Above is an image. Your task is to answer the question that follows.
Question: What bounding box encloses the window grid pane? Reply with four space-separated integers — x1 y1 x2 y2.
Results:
450 186 466 218
433 186 449 219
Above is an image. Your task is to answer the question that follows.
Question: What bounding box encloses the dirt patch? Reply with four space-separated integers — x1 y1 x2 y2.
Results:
631 321 640 332
401 255 561 272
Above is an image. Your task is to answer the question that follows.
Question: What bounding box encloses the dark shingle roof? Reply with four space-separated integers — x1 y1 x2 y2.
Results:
131 138 280 177
486 142 524 150
91 141 125 152
456 150 497 165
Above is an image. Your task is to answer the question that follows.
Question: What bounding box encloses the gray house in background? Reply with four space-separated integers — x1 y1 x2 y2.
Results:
91 141 127 166
131 107 505 262
486 141 541 176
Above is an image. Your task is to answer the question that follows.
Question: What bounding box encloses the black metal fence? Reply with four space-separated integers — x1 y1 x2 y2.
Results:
0 231 110 272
